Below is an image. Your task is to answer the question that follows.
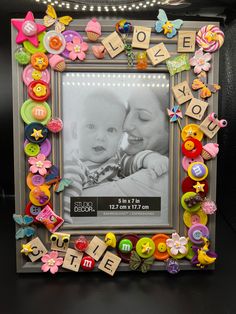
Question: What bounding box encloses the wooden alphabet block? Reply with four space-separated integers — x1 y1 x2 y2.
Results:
132 26 151 50
199 116 220 139
146 43 170 66
62 248 83 272
172 81 193 105
185 98 209 120
102 32 124 58
98 251 121 276
51 232 70 252
85 236 107 261
178 30 196 52
27 237 47 262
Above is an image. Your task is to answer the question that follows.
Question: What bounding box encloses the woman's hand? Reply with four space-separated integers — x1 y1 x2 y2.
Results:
143 152 169 176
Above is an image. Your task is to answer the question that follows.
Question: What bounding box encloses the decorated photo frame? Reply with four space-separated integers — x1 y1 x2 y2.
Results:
12 8 225 275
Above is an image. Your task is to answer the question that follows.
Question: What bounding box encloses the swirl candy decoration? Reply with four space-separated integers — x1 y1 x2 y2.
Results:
196 25 224 53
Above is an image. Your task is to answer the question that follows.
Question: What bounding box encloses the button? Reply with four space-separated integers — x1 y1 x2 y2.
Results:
118 239 133 253
117 234 139 263
47 118 63 133
14 47 31 65
43 30 66 55
136 237 155 259
25 201 42 222
31 52 48 71
25 122 48 144
24 142 40 156
31 174 45 186
188 223 209 244
188 162 208 181
185 241 195 260
152 234 170 260
24 138 51 158
182 176 208 197
181 124 204 141
28 80 50 102
23 64 50 86
181 191 202 212
21 99 51 125
23 32 47 54
182 155 204 172
61 30 83 59
81 256 95 271
26 172 51 190
182 138 202 158
29 186 50 206
166 233 188 259
32 105 48 120
183 209 208 228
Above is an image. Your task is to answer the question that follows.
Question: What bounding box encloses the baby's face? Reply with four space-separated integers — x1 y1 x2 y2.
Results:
77 101 126 163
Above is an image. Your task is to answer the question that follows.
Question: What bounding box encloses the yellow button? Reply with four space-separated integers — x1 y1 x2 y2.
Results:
184 140 195 151
29 186 50 206
136 237 155 259
157 242 167 253
181 124 204 142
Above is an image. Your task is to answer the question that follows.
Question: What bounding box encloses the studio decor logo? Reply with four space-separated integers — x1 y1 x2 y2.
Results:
71 197 97 217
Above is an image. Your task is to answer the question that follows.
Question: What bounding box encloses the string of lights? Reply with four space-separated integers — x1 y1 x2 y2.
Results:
34 0 170 12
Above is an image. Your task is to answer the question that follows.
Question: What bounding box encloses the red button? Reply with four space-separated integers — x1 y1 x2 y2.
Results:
182 176 208 197
182 138 202 158
28 80 50 102
81 256 95 271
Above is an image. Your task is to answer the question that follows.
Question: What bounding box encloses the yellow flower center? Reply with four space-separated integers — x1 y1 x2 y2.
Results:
47 258 56 266
74 45 81 53
33 84 47 97
36 161 44 168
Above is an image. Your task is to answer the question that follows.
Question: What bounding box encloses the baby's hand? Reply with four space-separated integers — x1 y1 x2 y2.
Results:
143 153 169 176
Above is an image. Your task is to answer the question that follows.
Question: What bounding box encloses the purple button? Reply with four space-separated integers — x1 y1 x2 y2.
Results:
182 156 204 172
188 223 209 244
191 164 206 178
61 30 83 59
32 175 45 186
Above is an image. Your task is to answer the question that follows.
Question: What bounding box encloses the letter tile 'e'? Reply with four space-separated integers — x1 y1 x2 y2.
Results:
172 81 193 105
102 32 124 58
98 251 121 276
85 236 107 261
178 31 196 53
185 98 209 120
146 43 170 66
62 248 83 272
50 232 71 252
199 116 220 139
28 237 48 262
132 26 152 49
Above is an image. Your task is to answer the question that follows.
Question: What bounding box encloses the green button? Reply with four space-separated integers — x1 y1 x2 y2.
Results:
186 241 195 260
181 192 201 212
136 237 155 259
24 143 40 156
118 239 133 253
23 32 46 54
20 99 51 125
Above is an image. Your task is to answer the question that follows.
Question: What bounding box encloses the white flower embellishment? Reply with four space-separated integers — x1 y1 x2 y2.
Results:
166 233 188 256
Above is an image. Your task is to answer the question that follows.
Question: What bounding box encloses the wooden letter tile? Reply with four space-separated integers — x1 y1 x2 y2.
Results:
172 81 193 105
132 26 151 49
85 236 107 261
62 248 83 272
102 32 124 58
199 116 220 139
28 237 48 262
185 98 209 120
98 251 121 276
51 232 70 252
146 43 170 66
178 30 196 52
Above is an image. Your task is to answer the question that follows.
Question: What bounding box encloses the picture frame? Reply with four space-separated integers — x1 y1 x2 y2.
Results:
12 17 220 273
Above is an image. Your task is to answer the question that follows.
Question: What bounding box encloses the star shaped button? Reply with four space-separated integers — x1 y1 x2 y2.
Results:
21 243 33 256
193 181 205 193
11 11 46 46
31 128 44 141
25 122 48 144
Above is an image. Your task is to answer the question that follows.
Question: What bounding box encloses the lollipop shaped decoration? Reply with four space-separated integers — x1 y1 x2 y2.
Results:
155 9 183 39
116 19 134 67
196 25 224 53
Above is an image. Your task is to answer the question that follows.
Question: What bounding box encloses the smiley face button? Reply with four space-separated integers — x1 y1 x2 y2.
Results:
152 234 170 261
182 138 202 158
181 124 204 141
188 162 208 181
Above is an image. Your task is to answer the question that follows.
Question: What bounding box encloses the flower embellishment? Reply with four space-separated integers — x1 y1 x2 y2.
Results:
190 48 212 74
66 37 88 61
41 251 63 274
28 153 52 175
166 233 188 256
33 83 47 97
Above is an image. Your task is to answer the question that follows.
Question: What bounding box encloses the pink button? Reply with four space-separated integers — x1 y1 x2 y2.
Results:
23 64 50 86
182 155 204 172
22 20 37 36
191 214 200 225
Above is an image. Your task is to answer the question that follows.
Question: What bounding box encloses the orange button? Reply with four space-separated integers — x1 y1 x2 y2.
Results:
49 36 63 51
152 234 170 260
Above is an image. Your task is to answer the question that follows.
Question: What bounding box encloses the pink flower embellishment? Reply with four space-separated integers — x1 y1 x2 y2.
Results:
190 48 212 74
28 153 52 175
41 251 63 274
166 233 188 256
66 36 88 61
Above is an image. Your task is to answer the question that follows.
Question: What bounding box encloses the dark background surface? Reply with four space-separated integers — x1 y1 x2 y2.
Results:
1 1 236 313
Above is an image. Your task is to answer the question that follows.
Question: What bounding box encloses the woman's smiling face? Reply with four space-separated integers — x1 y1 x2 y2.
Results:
123 90 168 155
